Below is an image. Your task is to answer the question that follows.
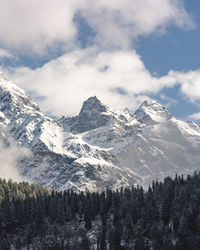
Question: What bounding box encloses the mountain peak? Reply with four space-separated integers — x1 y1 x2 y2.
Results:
135 99 171 123
140 99 159 107
68 96 109 133
0 75 42 121
0 74 25 96
59 96 137 133
79 96 107 115
83 95 99 103
59 96 110 133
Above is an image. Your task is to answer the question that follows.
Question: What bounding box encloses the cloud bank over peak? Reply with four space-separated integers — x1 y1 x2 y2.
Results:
0 0 195 54
0 0 198 121
3 48 200 118
0 130 31 181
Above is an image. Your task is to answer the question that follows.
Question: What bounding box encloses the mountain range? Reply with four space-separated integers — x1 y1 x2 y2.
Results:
0 73 200 192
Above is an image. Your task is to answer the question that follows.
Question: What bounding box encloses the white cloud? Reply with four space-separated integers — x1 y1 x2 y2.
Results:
81 0 195 49
0 129 31 181
160 94 178 108
3 48 200 118
188 112 200 121
0 0 78 54
4 49 170 116
0 48 14 59
0 0 194 54
167 70 200 103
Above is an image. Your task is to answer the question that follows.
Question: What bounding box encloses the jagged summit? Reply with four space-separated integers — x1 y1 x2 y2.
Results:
79 96 107 114
76 96 110 132
59 96 138 134
79 96 108 120
140 99 158 107
0 75 42 121
135 99 172 123
0 73 29 102
59 96 112 133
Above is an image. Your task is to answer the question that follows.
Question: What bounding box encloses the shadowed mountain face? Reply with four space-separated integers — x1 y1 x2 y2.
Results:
79 96 109 129
0 74 200 191
61 96 111 133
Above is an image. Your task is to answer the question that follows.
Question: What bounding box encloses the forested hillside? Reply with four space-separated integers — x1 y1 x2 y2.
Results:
0 173 200 249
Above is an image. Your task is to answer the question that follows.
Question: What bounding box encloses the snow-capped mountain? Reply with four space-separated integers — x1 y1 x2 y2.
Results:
0 73 200 191
0 75 141 192
60 98 200 187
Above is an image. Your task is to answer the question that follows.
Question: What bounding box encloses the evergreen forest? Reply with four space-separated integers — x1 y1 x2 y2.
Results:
0 173 200 249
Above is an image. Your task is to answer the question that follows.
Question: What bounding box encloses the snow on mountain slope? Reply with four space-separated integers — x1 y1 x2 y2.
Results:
60 98 200 187
135 99 172 123
0 73 200 191
59 96 140 155
0 75 141 191
120 119 200 186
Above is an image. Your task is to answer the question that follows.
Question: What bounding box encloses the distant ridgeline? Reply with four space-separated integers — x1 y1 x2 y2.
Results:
0 173 200 250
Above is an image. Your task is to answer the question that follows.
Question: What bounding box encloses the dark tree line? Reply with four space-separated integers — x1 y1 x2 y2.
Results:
0 173 200 249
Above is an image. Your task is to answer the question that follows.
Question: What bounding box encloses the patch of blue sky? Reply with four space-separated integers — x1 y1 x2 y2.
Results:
136 26 200 76
74 13 96 49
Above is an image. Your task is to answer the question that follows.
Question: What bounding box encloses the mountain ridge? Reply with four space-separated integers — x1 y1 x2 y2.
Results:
0 75 200 191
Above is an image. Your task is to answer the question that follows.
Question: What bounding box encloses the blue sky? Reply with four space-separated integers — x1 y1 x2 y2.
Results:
137 22 200 120
0 0 200 122
136 2 200 121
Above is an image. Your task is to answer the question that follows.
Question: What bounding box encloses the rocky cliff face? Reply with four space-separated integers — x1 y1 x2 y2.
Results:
0 74 200 191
